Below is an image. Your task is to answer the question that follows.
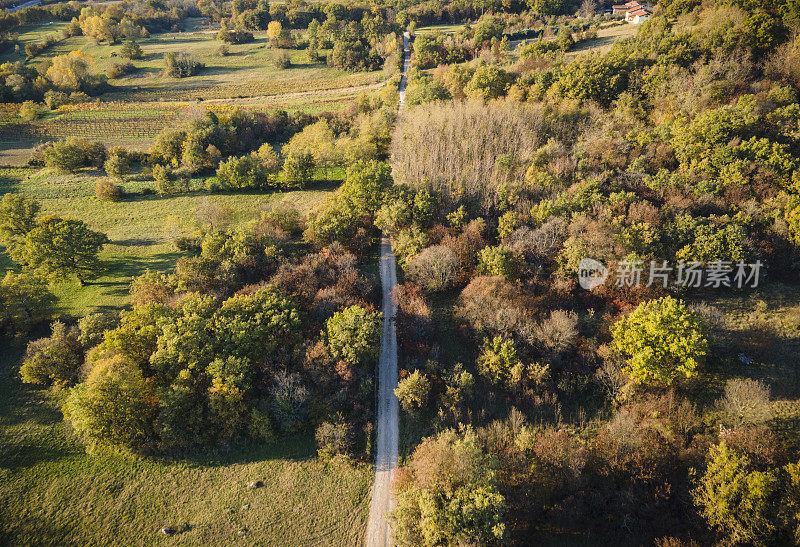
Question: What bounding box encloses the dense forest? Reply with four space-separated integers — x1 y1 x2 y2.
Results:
1 0 800 543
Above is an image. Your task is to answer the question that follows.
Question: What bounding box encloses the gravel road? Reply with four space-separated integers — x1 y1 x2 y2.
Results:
363 31 409 547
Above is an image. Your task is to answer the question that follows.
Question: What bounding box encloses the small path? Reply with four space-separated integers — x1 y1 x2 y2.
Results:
363 31 409 547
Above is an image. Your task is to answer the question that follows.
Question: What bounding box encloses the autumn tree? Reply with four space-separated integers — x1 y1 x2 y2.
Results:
612 296 707 387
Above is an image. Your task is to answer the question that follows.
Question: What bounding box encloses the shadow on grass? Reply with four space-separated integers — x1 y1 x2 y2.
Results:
163 432 318 468
102 251 183 281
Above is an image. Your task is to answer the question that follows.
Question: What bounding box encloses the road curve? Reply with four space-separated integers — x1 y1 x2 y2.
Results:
364 31 410 547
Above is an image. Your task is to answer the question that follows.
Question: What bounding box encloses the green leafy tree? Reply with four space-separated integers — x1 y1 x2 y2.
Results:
476 245 517 278
325 305 382 366
395 369 431 411
44 139 86 173
212 286 301 361
20 321 83 386
0 272 56 335
20 216 109 285
104 148 130 180
693 442 780 545
0 193 40 258
120 40 143 59
216 153 270 189
465 64 510 101
392 428 506 545
63 354 159 450
612 296 707 387
477 335 523 385
280 151 316 188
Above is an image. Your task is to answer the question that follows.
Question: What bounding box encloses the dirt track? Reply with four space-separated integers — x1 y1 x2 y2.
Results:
363 31 409 547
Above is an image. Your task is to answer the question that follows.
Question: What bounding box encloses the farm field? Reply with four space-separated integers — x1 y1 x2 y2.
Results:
0 167 334 315
0 22 386 165
28 30 384 101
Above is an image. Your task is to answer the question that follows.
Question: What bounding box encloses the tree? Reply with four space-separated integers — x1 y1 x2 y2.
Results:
392 428 506 545
0 193 39 258
395 370 431 411
216 153 270 189
44 139 86 173
465 64 510 101
104 148 130 180
316 414 355 458
693 442 780 545
477 335 523 385
280 151 316 188
612 296 708 387
120 40 143 59
476 245 517 278
46 51 100 92
20 321 83 386
20 216 109 285
267 20 282 46
0 272 56 335
407 245 460 292
325 305 382 366
212 286 301 361
63 354 159 450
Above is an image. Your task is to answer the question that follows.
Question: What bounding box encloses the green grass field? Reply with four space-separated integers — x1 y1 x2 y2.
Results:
0 344 372 546
0 167 333 316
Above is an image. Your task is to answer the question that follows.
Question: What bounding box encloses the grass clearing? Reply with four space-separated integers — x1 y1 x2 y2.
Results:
0 167 334 315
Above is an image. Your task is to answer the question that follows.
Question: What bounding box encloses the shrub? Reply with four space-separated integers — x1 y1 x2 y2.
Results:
612 297 708 387
95 178 124 201
106 61 135 78
275 51 291 68
325 305 382 367
217 28 254 44
406 245 460 292
164 53 204 78
44 139 85 172
316 415 355 458
19 100 42 121
718 378 772 427
120 40 143 59
531 310 579 354
20 321 83 386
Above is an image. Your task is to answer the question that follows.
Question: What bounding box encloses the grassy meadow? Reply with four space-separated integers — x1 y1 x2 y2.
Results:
0 341 372 546
0 167 334 315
